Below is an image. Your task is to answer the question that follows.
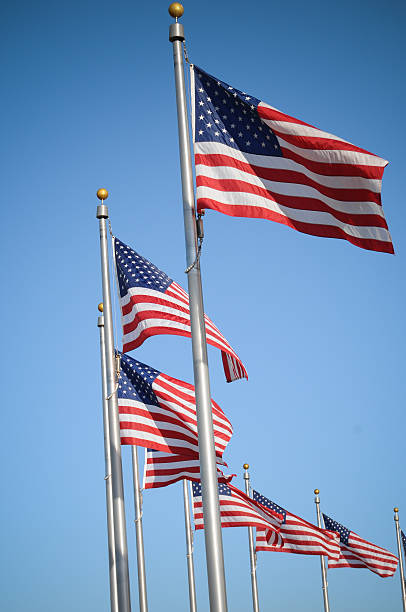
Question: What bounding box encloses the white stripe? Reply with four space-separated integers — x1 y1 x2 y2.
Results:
122 317 190 345
154 380 232 433
261 119 349 143
119 409 196 436
258 103 388 167
119 285 188 311
147 459 200 470
197 161 384 217
156 396 231 441
121 294 190 325
120 292 236 353
120 428 196 452
194 140 383 194
122 309 237 355
119 400 227 452
196 185 392 243
277 135 388 167
350 534 397 560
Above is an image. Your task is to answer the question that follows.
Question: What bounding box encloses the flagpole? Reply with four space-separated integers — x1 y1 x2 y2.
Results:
183 480 198 612
131 447 148 612
243 464 260 612
394 507 406 612
314 489 330 612
96 188 132 612
98 304 119 612
168 4 228 611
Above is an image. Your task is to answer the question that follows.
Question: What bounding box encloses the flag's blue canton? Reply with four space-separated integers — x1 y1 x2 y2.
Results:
194 66 282 157
114 237 172 298
401 530 406 556
118 352 161 406
323 514 350 545
192 482 232 497
253 490 287 524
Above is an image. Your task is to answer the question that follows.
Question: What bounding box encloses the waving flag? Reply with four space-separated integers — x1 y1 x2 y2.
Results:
114 237 247 382
143 449 234 489
253 491 340 560
323 514 398 577
192 482 283 539
118 352 232 458
192 66 393 254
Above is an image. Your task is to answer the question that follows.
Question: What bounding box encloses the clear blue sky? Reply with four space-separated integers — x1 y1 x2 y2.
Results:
1 0 405 610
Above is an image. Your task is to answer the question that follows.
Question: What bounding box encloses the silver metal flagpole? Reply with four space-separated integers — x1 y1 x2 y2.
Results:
168 4 228 610
97 303 119 612
183 480 198 612
131 446 148 612
96 188 132 612
314 489 330 612
243 464 260 612
394 507 406 612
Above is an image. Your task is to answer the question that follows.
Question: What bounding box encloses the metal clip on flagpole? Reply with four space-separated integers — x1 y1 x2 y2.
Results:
394 507 406 611
131 446 148 612
98 303 119 612
314 490 330 612
168 4 228 611
243 465 260 612
183 480 198 612
96 189 132 612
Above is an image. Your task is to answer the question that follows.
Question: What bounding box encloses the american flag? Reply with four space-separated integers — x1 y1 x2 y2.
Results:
143 449 234 489
253 491 340 560
192 66 393 254
118 352 232 458
402 529 406 559
192 482 283 539
323 514 398 577
114 237 248 382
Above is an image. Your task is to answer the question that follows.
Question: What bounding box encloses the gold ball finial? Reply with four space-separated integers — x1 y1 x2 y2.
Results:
243 463 249 470
98 302 104 312
168 2 184 18
394 507 399 513
97 188 109 201
314 489 320 495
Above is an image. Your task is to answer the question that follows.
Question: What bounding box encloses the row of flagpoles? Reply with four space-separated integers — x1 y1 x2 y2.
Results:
94 3 399 611
94 309 406 612
96 277 406 610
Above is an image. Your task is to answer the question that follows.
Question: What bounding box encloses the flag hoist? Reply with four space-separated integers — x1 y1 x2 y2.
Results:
96 189 132 612
243 464 260 612
393 507 406 612
314 489 330 612
168 3 228 610
97 303 119 612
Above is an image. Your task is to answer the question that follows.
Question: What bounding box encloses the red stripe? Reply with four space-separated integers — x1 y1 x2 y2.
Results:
257 105 321 129
195 152 382 204
269 126 379 155
281 146 385 180
123 302 233 349
123 326 191 353
197 174 387 228
120 436 197 454
197 197 394 254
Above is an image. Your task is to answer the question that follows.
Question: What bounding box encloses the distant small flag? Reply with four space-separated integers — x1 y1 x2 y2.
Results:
114 237 247 382
118 352 232 458
192 66 393 254
253 491 340 560
143 449 234 489
192 482 283 539
401 530 406 559
323 514 398 577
